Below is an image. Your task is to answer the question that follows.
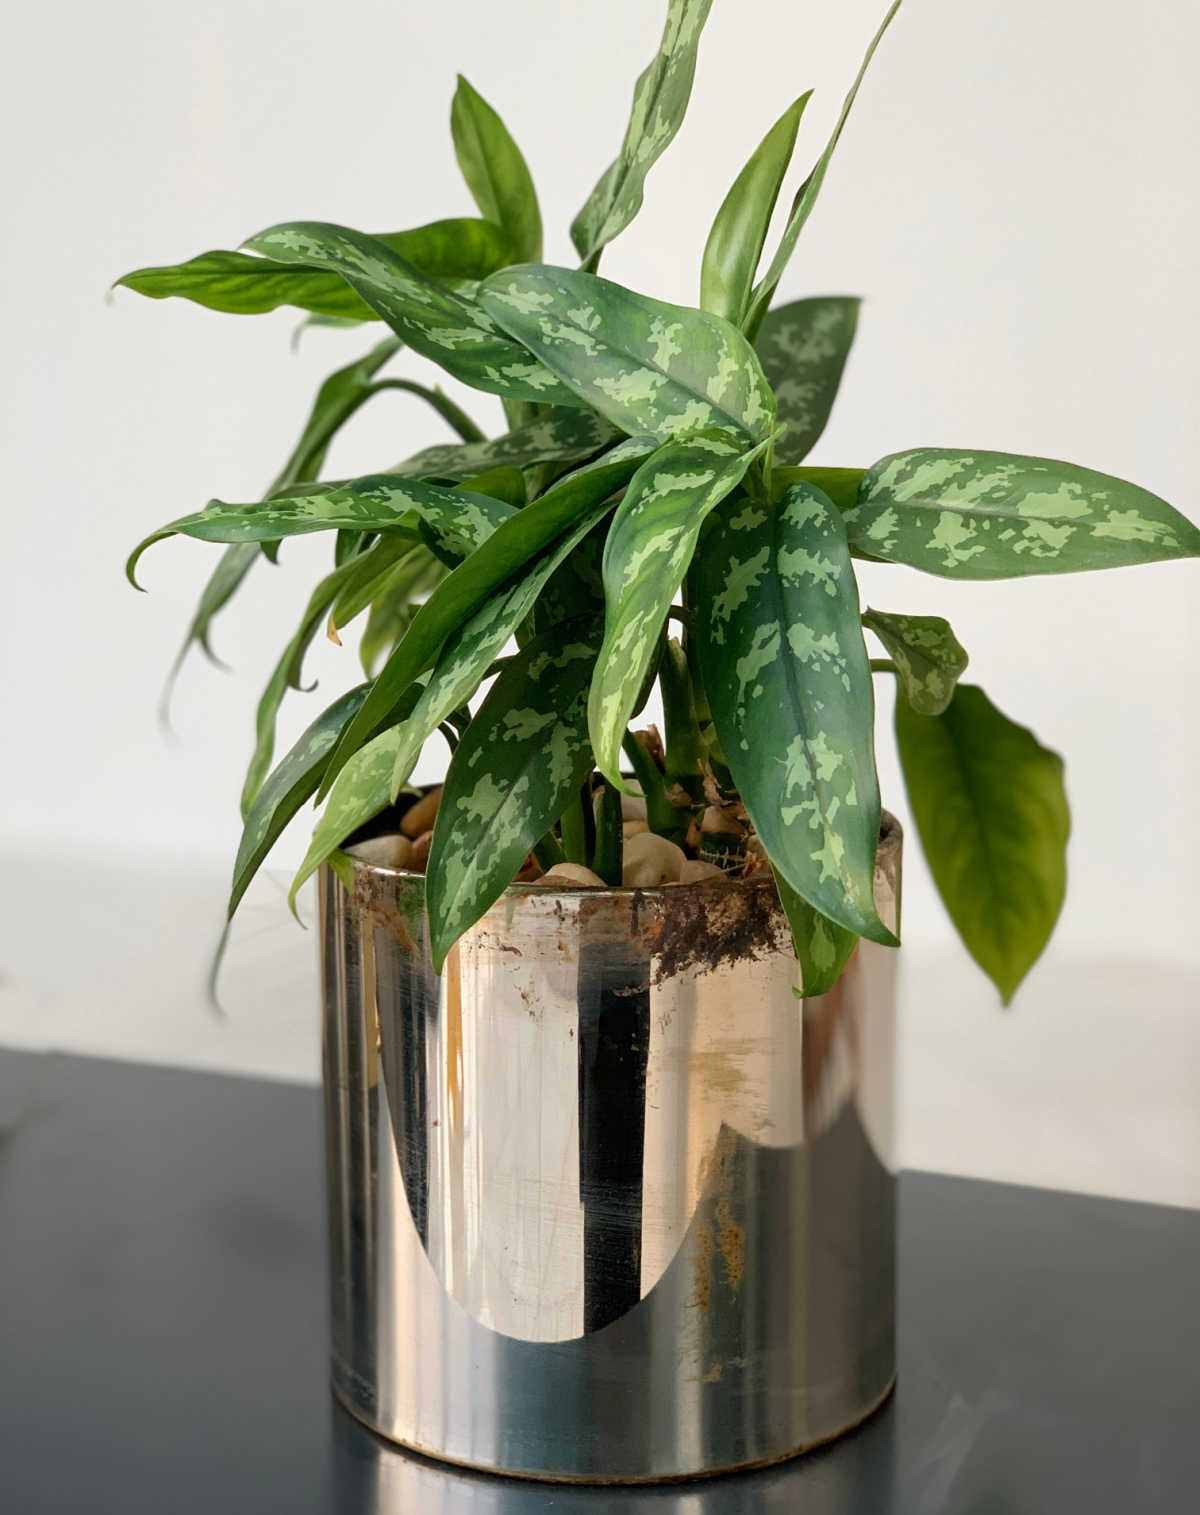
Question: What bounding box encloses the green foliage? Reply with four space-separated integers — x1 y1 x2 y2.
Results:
895 686 1070 1002
121 0 1198 1003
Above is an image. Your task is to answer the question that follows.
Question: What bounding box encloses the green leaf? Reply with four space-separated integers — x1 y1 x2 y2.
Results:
780 465 866 515
745 1 902 336
588 431 768 788
895 685 1070 1002
571 0 715 267
426 621 602 968
242 223 582 407
319 437 655 799
691 481 893 943
480 266 776 443
451 76 542 263
755 297 859 464
772 867 859 998
845 448 1200 578
359 549 446 677
229 683 370 920
114 219 514 317
391 409 617 482
327 538 429 644
700 95 810 327
862 608 968 716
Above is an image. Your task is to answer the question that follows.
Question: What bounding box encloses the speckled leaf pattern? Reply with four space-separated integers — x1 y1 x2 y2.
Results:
895 685 1069 1002
426 622 602 969
862 608 968 716
772 866 859 998
318 438 654 800
452 77 542 263
243 223 583 407
745 1 902 336
115 219 514 318
391 409 617 481
692 481 893 943
589 431 768 788
755 298 859 464
700 94 810 327
845 448 1200 578
480 266 776 443
229 684 370 919
571 0 714 266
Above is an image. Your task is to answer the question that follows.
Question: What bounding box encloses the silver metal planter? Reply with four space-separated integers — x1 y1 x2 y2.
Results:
320 815 901 1484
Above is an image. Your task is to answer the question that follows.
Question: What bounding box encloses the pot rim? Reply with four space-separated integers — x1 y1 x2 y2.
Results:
338 809 902 903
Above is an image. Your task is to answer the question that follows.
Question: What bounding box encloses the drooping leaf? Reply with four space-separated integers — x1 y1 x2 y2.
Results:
755 297 860 464
845 448 1200 578
426 621 602 968
589 431 768 788
571 0 715 267
242 223 583 407
772 867 859 998
370 378 486 444
451 76 542 263
745 1 902 336
480 266 776 443
229 683 371 920
895 684 1070 1002
327 537 427 643
778 466 866 515
692 481 893 943
319 437 655 798
114 219 514 317
700 94 810 326
391 409 617 481
862 608 968 716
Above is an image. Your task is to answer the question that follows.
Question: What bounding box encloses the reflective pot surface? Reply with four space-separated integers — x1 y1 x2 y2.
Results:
320 816 901 1483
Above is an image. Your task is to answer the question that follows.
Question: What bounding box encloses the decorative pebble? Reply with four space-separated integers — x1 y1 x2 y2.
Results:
408 830 434 871
347 834 413 869
620 793 648 821
538 864 606 888
677 859 726 884
401 787 442 838
622 832 686 887
622 819 649 839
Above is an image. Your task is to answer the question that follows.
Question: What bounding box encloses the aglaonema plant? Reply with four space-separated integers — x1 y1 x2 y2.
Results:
119 0 1198 1002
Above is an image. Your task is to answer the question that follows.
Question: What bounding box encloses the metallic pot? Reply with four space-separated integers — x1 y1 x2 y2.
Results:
320 815 901 1484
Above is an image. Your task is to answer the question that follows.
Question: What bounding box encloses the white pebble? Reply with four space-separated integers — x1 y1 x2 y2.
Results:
347 834 413 869
677 859 726 884
622 832 686 887
537 864 607 888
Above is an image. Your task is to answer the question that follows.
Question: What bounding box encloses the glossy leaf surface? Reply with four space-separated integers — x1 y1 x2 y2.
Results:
426 621 602 968
481 265 776 442
571 0 714 267
692 481 892 942
452 76 542 262
895 684 1069 1002
755 297 859 464
772 867 859 998
392 409 616 481
863 608 968 715
845 448 1200 578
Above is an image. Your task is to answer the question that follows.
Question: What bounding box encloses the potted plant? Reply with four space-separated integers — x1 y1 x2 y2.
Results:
118 0 1197 1483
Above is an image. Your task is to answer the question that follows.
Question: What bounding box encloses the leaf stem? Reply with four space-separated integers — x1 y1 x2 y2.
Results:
591 784 623 885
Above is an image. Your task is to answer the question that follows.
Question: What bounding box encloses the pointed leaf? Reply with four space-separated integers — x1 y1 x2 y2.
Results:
391 409 617 481
700 95 810 326
772 867 860 998
863 608 968 716
755 297 859 464
745 1 902 335
452 76 542 262
243 223 582 407
114 219 514 317
691 481 893 943
845 448 1200 578
481 266 776 442
589 431 768 787
895 684 1069 1002
571 0 714 266
427 621 602 968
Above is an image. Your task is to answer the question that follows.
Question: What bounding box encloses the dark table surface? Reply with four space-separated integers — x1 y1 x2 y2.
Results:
1 1049 1197 1514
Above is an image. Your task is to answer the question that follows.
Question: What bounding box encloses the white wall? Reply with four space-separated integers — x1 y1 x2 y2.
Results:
2 2 1197 1202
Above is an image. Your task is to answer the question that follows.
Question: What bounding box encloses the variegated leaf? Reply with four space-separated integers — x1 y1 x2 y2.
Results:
895 684 1069 1002
114 219 514 318
391 409 617 481
745 1 902 335
242 222 583 407
845 449 1200 578
700 94 810 327
589 431 768 788
772 866 859 998
426 621 602 969
755 297 859 464
480 266 776 443
691 481 893 943
319 438 655 799
862 608 968 716
571 0 714 267
452 76 542 263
